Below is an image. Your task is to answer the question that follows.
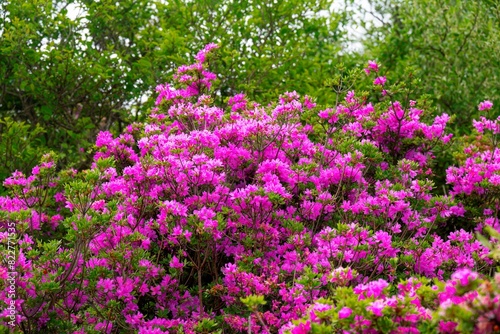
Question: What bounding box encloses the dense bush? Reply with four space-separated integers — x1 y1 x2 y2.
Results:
1 45 499 333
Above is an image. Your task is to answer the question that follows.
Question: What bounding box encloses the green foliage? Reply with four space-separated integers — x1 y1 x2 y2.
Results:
360 0 500 134
240 294 266 311
156 0 359 104
0 118 46 193
478 226 500 263
194 318 222 334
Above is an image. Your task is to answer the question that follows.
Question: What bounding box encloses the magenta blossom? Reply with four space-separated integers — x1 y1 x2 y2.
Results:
478 100 493 111
451 268 478 287
374 76 387 86
365 60 379 74
338 307 353 319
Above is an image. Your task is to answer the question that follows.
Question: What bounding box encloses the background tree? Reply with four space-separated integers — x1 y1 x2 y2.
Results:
358 0 500 134
353 0 500 191
156 0 352 105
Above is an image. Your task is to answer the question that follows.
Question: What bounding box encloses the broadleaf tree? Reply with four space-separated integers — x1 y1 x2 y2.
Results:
358 0 500 134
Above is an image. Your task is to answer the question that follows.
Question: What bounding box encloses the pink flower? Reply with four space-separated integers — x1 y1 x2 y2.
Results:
365 60 379 74
116 277 134 300
139 283 149 295
338 307 352 319
304 96 316 109
291 321 311 334
451 268 478 286
170 256 184 269
195 43 219 63
438 321 458 333
354 279 389 300
228 93 247 112
367 300 385 316
478 100 493 111
97 278 115 293
374 76 387 86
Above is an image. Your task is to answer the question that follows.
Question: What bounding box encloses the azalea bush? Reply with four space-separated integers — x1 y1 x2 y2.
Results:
0 45 499 333
284 268 500 333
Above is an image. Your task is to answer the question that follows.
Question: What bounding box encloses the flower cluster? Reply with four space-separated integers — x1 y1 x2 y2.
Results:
284 269 500 334
0 48 498 333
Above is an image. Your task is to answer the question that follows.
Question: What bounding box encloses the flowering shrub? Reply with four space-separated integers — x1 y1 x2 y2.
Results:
0 45 499 333
283 268 500 334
